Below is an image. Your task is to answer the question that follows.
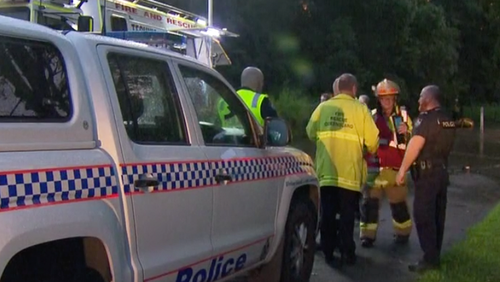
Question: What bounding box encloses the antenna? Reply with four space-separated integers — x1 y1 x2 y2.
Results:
207 0 213 67
101 0 106 35
208 0 213 26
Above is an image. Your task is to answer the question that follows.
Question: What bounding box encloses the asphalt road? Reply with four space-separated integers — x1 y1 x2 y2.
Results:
308 128 500 282
312 172 500 282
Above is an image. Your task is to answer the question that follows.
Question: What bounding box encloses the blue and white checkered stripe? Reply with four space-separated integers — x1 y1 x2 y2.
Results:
121 162 214 193
121 156 314 193
0 165 118 210
216 156 311 181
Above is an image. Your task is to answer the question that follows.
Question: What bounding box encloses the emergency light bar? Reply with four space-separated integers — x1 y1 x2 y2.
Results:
105 31 187 53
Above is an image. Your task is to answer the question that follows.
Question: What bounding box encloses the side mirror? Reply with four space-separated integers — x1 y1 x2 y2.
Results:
77 15 94 32
262 117 291 147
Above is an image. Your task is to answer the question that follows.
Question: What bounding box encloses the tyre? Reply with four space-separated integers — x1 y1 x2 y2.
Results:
71 267 105 282
280 198 317 282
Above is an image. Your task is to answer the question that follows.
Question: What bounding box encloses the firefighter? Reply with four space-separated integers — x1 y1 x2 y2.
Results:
218 67 278 127
396 85 456 272
356 94 371 221
333 77 340 95
307 73 379 265
359 78 413 248
320 93 332 103
358 94 370 106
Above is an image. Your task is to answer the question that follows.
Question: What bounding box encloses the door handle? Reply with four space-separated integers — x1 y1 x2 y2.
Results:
134 173 160 191
215 173 232 184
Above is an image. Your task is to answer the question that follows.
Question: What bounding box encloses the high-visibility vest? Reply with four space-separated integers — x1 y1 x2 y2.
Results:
217 98 240 127
217 89 268 127
236 89 267 126
366 107 410 171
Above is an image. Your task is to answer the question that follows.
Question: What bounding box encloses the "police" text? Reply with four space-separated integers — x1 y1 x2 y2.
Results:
176 253 247 282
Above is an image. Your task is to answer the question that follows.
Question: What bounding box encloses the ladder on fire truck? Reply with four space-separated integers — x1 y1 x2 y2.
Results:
83 0 238 68
132 0 239 67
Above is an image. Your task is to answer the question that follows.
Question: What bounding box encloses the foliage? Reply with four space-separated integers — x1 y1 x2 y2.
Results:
172 0 497 110
463 104 500 123
165 0 500 115
270 87 316 139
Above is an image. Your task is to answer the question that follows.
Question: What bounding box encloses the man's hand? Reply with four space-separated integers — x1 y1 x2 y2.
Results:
397 123 408 134
396 168 406 186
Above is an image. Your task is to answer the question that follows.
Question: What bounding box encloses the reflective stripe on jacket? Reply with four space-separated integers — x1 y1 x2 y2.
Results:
306 94 380 191
365 107 413 171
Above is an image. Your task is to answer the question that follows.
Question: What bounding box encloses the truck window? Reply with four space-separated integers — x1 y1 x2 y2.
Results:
0 7 30 21
178 65 255 147
0 35 71 121
111 16 127 31
108 53 187 145
38 15 75 30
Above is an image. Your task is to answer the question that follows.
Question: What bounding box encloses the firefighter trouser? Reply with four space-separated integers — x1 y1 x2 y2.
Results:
360 168 412 241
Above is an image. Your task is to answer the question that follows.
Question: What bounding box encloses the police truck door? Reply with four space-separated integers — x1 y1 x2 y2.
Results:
98 46 214 281
174 60 282 276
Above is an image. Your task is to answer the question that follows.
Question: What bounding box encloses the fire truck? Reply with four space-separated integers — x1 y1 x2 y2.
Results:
0 0 236 68
81 0 237 68
0 0 84 30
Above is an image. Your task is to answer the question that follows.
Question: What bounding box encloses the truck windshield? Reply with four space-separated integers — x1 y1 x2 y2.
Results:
38 14 75 30
0 7 30 21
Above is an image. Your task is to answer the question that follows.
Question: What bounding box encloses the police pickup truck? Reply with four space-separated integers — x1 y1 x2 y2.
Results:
0 16 320 282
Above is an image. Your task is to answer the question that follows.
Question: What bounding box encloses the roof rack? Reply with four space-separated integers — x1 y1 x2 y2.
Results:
106 30 187 50
123 0 207 22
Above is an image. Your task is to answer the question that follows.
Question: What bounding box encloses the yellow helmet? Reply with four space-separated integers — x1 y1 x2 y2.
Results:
373 79 400 97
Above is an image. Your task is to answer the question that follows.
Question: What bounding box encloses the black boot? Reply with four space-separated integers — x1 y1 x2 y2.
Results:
361 238 375 248
394 234 409 244
324 253 334 265
340 252 357 266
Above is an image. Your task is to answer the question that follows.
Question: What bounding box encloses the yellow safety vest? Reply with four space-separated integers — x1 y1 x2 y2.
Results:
217 98 240 127
236 89 267 126
217 89 267 127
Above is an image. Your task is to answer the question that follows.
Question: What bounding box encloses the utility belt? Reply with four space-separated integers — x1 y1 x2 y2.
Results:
410 159 447 181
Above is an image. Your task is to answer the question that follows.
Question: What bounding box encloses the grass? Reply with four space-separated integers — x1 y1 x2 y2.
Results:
463 104 500 124
418 203 500 282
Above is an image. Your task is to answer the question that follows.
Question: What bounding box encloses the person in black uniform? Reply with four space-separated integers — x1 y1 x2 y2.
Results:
395 85 456 272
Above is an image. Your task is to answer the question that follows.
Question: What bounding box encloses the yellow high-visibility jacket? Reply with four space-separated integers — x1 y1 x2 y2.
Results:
306 94 380 191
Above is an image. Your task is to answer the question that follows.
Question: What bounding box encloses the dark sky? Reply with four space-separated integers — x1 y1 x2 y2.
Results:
163 0 208 18
162 0 234 30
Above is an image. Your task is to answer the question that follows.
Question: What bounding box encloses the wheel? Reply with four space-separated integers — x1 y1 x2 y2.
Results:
280 198 317 282
71 267 105 282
